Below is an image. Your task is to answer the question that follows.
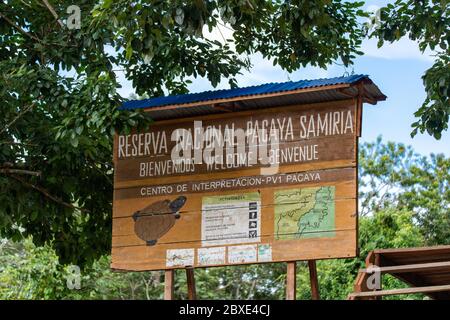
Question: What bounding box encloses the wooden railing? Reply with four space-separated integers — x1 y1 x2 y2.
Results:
348 247 450 300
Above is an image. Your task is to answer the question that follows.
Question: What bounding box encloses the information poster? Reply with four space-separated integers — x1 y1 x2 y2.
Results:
201 193 261 247
111 101 360 271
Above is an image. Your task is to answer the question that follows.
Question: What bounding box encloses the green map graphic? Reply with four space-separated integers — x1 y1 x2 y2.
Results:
274 186 335 240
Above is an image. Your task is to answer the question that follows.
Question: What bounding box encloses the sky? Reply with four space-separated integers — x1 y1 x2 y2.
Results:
117 1 449 156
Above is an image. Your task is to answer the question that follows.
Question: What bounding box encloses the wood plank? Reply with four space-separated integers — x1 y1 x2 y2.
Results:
111 184 357 270
114 160 356 189
113 167 356 201
117 99 356 146
360 261 450 274
114 126 356 163
375 246 450 267
353 272 370 294
373 245 450 255
365 250 375 267
374 252 382 300
164 270 174 300
114 101 357 182
113 179 356 219
308 260 320 300
112 196 356 244
354 139 359 258
119 97 356 133
114 133 357 183
348 284 450 299
186 267 197 300
111 229 357 271
112 226 355 249
111 175 357 270
286 262 297 300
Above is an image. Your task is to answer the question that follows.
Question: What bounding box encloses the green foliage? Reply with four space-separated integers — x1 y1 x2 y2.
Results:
0 0 448 269
359 209 424 253
0 208 425 300
0 0 152 265
300 208 424 300
359 137 450 245
0 239 66 299
166 263 283 300
0 238 166 300
1 139 444 300
370 0 450 139
0 0 367 265
227 0 367 70
91 0 366 90
64 256 164 300
413 54 450 140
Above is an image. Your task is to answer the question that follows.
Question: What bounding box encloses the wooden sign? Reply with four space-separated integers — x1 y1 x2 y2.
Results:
112 99 359 271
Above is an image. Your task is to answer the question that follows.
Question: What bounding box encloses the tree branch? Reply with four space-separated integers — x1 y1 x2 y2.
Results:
0 102 36 135
0 168 41 177
41 0 64 28
8 174 90 213
19 0 32 8
0 12 42 42
0 141 38 147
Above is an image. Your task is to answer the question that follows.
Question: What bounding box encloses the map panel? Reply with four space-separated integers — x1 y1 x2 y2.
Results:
274 186 335 240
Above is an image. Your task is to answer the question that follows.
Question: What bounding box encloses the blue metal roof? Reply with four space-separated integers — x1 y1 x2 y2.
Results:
120 74 377 111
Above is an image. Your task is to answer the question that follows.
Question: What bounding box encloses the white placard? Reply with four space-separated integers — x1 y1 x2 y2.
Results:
166 248 195 267
258 244 273 262
197 247 226 266
228 244 258 264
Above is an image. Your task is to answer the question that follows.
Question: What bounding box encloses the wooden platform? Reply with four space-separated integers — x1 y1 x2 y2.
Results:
348 245 450 300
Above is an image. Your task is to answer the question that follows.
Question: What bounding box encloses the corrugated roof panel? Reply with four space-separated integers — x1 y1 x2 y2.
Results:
120 74 384 111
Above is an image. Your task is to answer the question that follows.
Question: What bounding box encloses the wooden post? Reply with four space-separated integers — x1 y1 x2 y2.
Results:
186 267 197 300
286 261 297 300
164 270 174 300
374 253 382 300
358 251 381 300
308 260 320 300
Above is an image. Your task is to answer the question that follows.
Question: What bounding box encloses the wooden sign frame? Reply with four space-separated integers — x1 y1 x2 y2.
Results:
111 98 360 275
